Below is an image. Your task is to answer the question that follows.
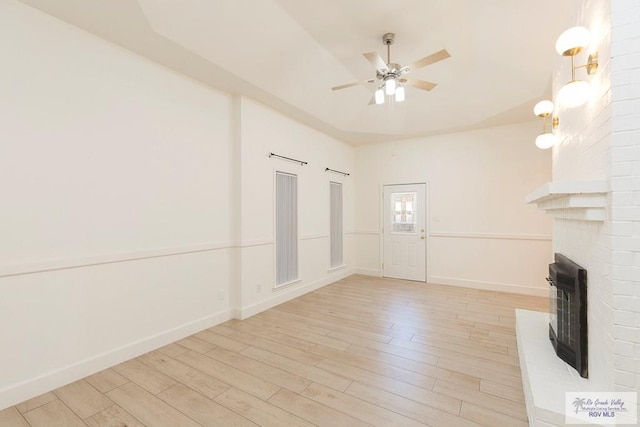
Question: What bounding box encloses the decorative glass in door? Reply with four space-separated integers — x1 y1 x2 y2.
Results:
391 192 417 233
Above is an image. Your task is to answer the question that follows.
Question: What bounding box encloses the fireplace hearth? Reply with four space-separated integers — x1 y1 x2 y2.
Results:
547 253 588 378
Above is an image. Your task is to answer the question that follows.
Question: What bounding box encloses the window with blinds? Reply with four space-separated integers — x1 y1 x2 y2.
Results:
330 181 343 268
275 172 298 286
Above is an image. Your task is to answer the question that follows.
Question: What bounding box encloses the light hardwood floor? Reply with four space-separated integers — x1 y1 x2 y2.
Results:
1 275 547 426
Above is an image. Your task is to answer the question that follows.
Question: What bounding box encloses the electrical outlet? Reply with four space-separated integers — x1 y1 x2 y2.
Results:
218 290 224 301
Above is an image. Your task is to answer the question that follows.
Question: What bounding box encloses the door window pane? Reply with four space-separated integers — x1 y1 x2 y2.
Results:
391 192 417 233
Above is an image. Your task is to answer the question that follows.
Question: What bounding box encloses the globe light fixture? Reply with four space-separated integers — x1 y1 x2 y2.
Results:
558 80 591 108
536 133 557 150
556 26 598 109
533 100 559 149
556 26 591 56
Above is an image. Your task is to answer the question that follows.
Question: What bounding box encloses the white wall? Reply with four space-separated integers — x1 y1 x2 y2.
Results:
0 1 235 409
355 122 553 296
0 0 355 409
237 97 355 318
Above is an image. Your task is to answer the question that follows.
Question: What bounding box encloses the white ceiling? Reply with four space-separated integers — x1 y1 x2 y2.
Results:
19 0 582 144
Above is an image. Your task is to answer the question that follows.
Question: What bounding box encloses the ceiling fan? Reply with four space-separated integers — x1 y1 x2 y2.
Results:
331 32 450 105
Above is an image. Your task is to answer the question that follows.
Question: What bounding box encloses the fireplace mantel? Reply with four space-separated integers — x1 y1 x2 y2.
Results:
525 181 609 221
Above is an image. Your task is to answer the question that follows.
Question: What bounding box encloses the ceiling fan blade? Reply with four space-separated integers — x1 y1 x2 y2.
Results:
404 78 438 91
332 82 361 91
363 52 388 72
331 79 376 91
402 49 450 74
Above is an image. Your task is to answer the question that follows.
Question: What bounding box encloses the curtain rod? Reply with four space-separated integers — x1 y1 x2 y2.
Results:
269 152 307 166
325 168 350 176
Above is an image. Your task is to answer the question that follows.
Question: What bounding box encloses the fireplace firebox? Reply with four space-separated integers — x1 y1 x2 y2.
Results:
547 253 588 378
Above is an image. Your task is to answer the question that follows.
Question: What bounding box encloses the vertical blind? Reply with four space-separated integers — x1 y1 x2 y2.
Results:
276 172 298 285
330 181 343 268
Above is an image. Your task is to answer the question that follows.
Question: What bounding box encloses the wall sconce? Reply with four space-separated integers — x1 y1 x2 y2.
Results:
534 100 559 149
556 26 598 108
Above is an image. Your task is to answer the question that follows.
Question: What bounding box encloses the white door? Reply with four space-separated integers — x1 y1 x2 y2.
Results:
383 184 426 281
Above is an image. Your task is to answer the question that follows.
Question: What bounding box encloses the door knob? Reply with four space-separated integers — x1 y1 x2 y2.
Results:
421 236 425 239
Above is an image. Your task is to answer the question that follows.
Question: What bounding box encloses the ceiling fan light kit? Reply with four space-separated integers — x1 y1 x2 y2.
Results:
375 88 385 104
332 32 450 105
384 76 396 96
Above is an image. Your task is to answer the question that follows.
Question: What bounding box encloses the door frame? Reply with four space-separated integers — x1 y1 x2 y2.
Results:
380 182 429 282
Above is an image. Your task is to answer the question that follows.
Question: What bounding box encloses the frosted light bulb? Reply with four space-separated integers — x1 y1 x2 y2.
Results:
385 78 396 95
535 133 557 149
558 80 591 108
556 26 591 56
533 100 554 117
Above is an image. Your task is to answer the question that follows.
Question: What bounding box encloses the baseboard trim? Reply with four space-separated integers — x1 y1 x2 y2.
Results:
237 268 356 319
429 275 548 297
0 308 233 411
353 267 382 277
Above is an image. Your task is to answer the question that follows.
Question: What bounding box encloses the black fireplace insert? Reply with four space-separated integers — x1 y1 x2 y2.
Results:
547 253 588 378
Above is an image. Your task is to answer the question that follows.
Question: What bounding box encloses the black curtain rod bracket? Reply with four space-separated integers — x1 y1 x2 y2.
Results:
269 152 307 166
325 167 350 176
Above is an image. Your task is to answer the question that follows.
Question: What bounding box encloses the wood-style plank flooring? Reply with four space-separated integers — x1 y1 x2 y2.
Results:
1 275 547 426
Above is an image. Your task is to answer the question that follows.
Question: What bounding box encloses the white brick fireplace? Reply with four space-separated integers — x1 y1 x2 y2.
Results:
518 0 640 425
